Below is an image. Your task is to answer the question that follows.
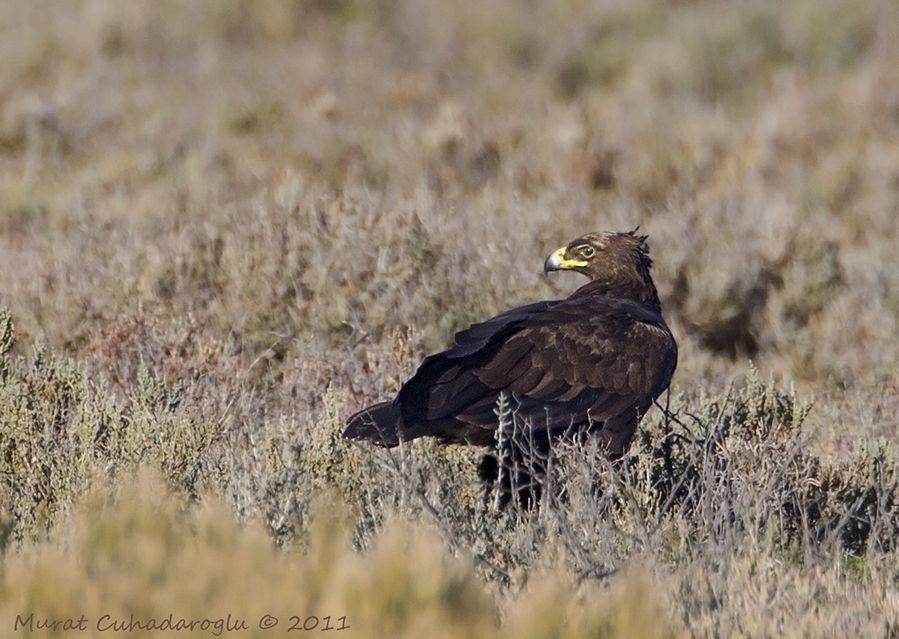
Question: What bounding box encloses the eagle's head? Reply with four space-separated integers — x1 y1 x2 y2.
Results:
544 230 656 298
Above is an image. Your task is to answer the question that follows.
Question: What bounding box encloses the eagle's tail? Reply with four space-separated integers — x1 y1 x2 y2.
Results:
343 401 402 447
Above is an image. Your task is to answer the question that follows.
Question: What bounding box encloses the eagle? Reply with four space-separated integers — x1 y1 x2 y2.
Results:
344 230 677 506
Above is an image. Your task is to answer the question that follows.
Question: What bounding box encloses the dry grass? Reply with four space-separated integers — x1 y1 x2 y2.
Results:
5 470 676 639
1 0 898 636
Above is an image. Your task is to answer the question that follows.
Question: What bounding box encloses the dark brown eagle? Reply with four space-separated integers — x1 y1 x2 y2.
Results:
344 230 677 506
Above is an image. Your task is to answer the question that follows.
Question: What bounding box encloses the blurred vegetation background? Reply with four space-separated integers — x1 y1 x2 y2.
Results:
0 0 898 636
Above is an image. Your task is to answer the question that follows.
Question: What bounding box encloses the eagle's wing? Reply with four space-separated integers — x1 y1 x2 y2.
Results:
392 297 676 443
344 300 560 446
394 300 559 423
448 300 559 356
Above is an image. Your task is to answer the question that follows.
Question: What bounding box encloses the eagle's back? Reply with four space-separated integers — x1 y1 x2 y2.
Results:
344 285 677 454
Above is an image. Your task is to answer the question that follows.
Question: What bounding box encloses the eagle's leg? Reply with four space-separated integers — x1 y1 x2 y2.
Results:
479 426 551 510
478 453 542 510
592 412 640 459
477 453 503 508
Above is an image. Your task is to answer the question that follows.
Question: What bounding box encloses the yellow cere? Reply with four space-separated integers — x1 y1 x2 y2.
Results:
557 247 588 269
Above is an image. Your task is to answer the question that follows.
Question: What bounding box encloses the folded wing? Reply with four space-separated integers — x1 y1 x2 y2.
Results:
347 296 677 447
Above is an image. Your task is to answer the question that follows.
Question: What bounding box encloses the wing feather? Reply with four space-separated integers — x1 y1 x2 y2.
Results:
471 298 676 428
384 292 676 443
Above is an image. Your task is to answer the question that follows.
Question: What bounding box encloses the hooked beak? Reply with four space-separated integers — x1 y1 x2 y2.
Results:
543 247 566 273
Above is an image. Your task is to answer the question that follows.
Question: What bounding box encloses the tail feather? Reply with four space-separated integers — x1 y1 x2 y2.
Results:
343 401 402 447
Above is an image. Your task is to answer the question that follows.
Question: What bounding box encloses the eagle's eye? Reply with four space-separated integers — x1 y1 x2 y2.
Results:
577 245 595 258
